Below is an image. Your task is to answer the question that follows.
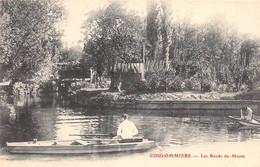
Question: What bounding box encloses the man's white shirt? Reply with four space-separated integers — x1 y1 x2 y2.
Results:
117 119 138 139
241 107 253 121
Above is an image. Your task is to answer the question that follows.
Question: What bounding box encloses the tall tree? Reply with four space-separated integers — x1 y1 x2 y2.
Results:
0 0 64 83
201 15 240 85
240 39 259 67
159 0 172 70
170 20 200 79
146 0 161 61
82 1 143 88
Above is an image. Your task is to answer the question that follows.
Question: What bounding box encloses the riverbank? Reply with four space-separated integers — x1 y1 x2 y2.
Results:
0 100 13 114
73 90 255 106
70 90 260 115
0 99 16 146
93 91 239 101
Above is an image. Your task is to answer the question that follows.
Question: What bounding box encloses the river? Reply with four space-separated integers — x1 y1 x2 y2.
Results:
1 96 260 167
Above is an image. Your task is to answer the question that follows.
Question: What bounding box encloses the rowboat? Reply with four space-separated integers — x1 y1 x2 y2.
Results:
228 115 260 128
6 138 155 154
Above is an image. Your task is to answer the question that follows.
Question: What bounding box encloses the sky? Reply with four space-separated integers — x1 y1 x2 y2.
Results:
61 0 260 48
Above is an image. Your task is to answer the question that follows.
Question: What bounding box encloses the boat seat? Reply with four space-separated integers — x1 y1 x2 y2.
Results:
119 138 143 143
70 140 89 145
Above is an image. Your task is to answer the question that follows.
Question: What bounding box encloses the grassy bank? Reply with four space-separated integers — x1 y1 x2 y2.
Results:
233 89 260 100
71 89 260 107
91 91 239 101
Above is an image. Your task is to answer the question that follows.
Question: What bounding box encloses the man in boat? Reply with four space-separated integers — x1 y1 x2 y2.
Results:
240 106 253 122
116 114 138 139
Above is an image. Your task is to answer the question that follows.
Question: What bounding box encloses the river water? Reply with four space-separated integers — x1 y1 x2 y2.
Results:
1 96 260 167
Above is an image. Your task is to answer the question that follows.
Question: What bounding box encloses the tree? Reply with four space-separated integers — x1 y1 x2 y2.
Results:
59 46 82 63
146 0 161 60
0 0 64 84
234 39 260 90
82 1 143 89
198 15 241 89
146 0 172 69
240 39 259 67
159 0 172 70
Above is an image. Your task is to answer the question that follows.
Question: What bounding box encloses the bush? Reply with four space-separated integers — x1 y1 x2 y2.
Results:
184 77 201 90
122 81 138 94
13 82 39 96
88 92 120 105
201 83 212 92
144 71 167 93
139 74 202 93
234 90 260 100
216 71 228 84
167 76 184 91
39 81 54 95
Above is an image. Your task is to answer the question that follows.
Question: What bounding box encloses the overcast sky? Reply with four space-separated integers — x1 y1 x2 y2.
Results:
61 0 260 48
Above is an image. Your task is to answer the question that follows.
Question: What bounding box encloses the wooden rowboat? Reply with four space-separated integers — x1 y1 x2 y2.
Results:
6 138 155 154
228 115 260 128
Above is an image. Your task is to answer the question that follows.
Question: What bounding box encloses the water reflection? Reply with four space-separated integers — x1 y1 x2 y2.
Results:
1 96 260 149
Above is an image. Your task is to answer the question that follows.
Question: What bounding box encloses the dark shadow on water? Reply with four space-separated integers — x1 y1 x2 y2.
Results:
228 124 260 133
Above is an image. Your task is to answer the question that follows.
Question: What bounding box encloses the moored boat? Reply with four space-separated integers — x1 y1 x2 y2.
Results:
6 138 155 154
228 115 260 128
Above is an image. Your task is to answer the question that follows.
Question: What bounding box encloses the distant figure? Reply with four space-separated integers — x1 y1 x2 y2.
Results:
240 106 253 121
117 81 125 94
116 114 138 139
117 81 122 92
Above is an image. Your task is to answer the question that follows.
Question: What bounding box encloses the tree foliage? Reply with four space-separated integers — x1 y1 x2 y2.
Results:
146 0 161 60
146 12 260 92
60 46 82 63
0 0 64 83
81 1 260 92
82 1 143 89
82 2 142 72
146 0 172 70
159 0 172 70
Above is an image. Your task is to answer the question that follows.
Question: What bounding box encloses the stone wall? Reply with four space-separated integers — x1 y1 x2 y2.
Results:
102 100 260 116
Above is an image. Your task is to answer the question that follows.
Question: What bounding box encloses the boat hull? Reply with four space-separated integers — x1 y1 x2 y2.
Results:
6 139 155 154
237 120 260 127
228 115 260 128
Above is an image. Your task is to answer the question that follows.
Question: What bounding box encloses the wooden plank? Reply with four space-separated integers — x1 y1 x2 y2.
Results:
69 134 113 137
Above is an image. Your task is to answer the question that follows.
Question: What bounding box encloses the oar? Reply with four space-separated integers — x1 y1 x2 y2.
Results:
253 114 260 119
100 122 118 128
69 122 118 138
81 137 143 142
69 133 116 137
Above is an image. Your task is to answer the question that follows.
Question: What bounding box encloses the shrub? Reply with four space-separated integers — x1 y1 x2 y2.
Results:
184 77 201 90
167 76 184 91
234 90 260 100
201 83 211 92
144 72 167 93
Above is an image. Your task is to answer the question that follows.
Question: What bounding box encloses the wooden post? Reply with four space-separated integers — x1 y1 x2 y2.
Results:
90 68 93 83
141 44 145 80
